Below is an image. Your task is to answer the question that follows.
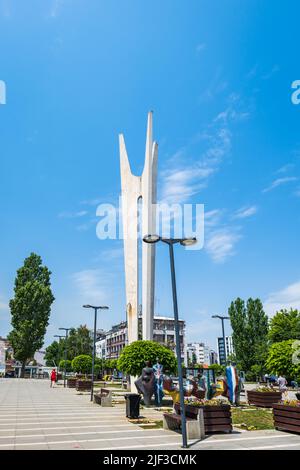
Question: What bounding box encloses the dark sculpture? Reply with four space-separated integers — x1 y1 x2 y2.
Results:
134 361 155 406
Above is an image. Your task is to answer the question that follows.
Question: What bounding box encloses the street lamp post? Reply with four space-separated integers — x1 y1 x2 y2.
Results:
83 305 109 402
53 334 64 370
143 235 197 449
59 328 71 388
211 315 230 365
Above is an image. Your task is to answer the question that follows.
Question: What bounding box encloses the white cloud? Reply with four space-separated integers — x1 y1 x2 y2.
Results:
233 205 258 219
58 210 88 219
205 229 241 263
71 269 111 304
160 166 215 204
264 280 300 316
262 176 298 193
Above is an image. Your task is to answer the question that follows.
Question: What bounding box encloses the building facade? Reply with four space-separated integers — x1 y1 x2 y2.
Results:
217 335 234 365
186 342 210 366
95 316 187 365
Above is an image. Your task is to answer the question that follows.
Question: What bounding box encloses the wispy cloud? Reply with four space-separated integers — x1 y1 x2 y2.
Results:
71 268 112 304
76 218 98 232
160 166 215 204
245 64 258 80
264 280 300 316
205 209 223 228
205 228 241 263
199 68 228 103
233 205 258 219
80 198 103 206
276 163 295 174
196 43 206 53
58 210 88 219
262 176 298 193
160 105 235 205
294 188 300 197
49 0 63 18
261 65 279 80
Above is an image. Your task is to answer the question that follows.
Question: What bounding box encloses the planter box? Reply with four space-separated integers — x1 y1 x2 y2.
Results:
76 380 92 391
247 390 282 408
273 404 300 433
67 378 77 388
175 403 232 434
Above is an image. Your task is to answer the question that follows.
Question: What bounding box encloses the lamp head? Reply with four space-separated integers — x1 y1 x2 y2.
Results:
180 237 197 247
143 234 161 244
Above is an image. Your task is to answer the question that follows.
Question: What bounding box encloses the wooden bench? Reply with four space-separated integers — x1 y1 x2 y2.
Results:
163 406 205 440
94 388 113 407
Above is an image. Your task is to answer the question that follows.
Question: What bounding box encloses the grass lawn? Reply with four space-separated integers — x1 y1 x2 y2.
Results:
94 382 124 389
128 418 163 429
231 406 275 431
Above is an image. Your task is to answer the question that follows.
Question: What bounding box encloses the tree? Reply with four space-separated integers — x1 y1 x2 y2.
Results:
117 340 177 377
269 309 300 343
209 364 225 376
104 359 118 370
266 340 300 381
44 340 65 367
66 325 92 359
71 355 93 374
8 253 55 377
59 359 72 372
228 297 269 373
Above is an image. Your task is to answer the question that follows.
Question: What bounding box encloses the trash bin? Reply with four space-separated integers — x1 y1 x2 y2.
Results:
124 393 141 419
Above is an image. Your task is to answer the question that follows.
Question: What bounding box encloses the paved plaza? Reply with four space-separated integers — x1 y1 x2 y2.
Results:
1 379 300 450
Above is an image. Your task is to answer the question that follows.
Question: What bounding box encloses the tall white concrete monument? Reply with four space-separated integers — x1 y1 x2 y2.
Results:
119 111 158 344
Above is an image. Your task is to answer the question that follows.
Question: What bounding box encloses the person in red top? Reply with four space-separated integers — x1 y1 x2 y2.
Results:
50 368 57 387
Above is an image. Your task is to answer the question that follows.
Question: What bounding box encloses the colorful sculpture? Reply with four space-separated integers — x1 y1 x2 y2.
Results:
153 358 164 406
226 365 239 405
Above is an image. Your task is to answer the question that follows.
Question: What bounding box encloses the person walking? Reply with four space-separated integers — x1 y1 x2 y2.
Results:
50 368 57 388
278 374 287 392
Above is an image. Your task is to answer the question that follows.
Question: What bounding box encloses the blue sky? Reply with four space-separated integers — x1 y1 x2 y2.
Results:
0 0 300 351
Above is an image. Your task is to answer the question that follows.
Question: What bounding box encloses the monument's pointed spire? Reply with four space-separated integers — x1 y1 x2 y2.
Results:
119 133 132 178
143 111 153 175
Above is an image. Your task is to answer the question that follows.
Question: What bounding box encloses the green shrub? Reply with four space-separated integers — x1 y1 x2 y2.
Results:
71 354 93 374
117 340 177 377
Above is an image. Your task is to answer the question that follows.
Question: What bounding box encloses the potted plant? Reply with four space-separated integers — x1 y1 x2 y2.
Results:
175 399 232 433
273 399 300 433
76 378 92 391
67 377 77 388
247 386 282 407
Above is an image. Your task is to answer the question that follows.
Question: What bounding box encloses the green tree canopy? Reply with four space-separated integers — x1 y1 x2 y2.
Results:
8 253 55 376
66 325 93 358
59 359 72 372
268 309 300 343
44 340 65 367
117 340 177 377
266 339 300 381
71 355 92 374
208 364 225 376
229 297 269 373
